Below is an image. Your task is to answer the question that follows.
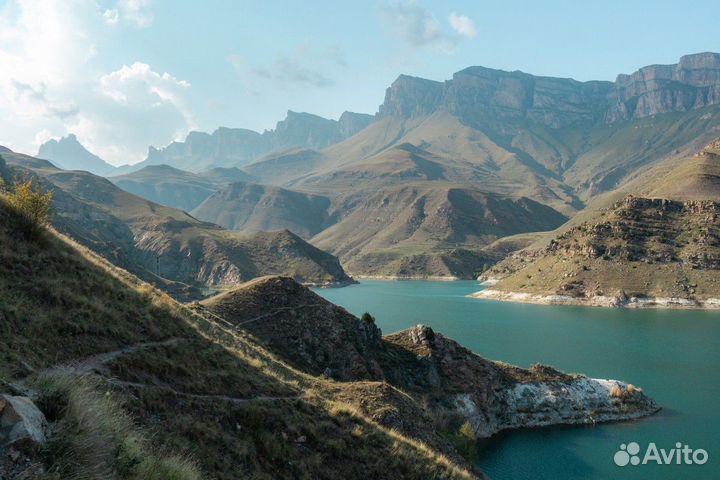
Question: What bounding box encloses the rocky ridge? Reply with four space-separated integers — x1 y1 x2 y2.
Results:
202 277 659 440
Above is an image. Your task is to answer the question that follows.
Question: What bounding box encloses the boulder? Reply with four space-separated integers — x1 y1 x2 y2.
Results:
0 395 47 448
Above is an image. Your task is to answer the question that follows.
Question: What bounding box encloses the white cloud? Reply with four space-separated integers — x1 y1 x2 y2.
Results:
104 0 153 28
448 12 477 39
0 0 190 166
381 1 447 48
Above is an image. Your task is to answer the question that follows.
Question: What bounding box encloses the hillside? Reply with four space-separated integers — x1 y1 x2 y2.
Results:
0 191 658 479
1 148 353 295
109 164 255 211
191 181 331 238
310 182 567 278
476 139 720 307
37 134 117 176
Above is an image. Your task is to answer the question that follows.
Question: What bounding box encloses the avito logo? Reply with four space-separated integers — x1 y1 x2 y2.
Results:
614 442 708 467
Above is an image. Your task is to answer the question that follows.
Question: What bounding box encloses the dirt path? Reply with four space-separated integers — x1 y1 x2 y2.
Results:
31 337 301 406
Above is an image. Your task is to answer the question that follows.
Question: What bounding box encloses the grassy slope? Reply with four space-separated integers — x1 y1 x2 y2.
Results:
0 196 475 479
191 181 331 238
483 140 720 299
2 151 352 290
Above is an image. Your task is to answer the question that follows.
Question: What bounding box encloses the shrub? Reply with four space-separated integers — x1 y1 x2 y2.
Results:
361 312 375 324
5 179 53 237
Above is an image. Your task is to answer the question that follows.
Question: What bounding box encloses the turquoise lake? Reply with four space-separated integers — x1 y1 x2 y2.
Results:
314 280 720 480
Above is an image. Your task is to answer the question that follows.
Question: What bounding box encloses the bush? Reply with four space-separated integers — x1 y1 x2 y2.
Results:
361 312 375 324
5 179 53 237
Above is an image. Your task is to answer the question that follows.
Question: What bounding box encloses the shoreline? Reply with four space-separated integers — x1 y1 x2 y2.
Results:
471 289 720 309
351 274 462 281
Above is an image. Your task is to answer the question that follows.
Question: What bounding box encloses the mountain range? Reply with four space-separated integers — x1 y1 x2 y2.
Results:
0 149 352 299
34 52 720 279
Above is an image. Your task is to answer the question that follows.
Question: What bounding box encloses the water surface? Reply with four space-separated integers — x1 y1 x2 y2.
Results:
315 280 720 480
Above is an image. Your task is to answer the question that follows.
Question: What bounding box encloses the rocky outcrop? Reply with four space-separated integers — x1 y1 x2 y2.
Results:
338 111 374 137
609 52 720 121
37 134 117 176
378 75 445 118
133 110 375 172
378 52 720 128
384 325 658 438
0 395 46 449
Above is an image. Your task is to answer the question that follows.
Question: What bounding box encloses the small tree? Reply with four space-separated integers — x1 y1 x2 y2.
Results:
6 179 53 237
360 312 375 324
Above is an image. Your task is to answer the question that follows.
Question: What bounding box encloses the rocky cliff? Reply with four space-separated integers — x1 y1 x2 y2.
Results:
378 52 720 128
37 134 117 176
131 109 374 172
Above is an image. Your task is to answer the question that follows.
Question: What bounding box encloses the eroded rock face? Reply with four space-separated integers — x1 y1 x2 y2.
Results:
457 378 658 437
382 325 658 439
379 53 720 128
0 395 47 449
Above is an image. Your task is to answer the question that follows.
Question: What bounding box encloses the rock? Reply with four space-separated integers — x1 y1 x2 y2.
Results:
0 395 47 448
409 324 435 346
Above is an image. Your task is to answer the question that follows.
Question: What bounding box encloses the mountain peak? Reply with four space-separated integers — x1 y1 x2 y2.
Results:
37 134 116 176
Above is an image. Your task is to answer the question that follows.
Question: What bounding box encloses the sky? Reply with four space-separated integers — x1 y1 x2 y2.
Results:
0 0 718 166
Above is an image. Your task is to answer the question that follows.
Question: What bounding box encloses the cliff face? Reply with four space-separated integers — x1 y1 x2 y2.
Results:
139 110 374 172
609 53 720 121
378 52 720 128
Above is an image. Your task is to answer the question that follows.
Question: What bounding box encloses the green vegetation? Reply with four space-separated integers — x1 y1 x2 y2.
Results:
33 375 201 480
4 178 53 239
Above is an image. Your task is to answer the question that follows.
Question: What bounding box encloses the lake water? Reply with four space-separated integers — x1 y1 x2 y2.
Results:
314 280 720 480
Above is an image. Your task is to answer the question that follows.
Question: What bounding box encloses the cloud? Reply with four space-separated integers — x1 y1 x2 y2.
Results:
448 12 477 39
70 62 194 164
103 0 153 28
381 1 446 47
252 56 334 88
228 43 343 89
0 0 188 165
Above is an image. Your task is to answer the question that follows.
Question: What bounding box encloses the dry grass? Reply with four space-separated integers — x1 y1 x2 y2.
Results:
33 374 201 480
0 196 478 479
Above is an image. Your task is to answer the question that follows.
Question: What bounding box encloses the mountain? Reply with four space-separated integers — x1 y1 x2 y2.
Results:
43 53 720 280
37 134 117 176
476 139 720 307
310 181 567 278
109 164 255 211
127 110 373 173
1 147 353 296
191 181 331 238
0 190 657 478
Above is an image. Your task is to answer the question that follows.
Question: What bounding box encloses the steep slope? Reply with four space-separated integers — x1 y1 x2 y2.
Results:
126 110 373 173
311 183 567 278
2 148 353 294
109 164 255 211
37 134 117 176
476 139 720 307
0 196 480 479
286 53 720 205
191 181 331 238
201 278 658 439
242 148 328 185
